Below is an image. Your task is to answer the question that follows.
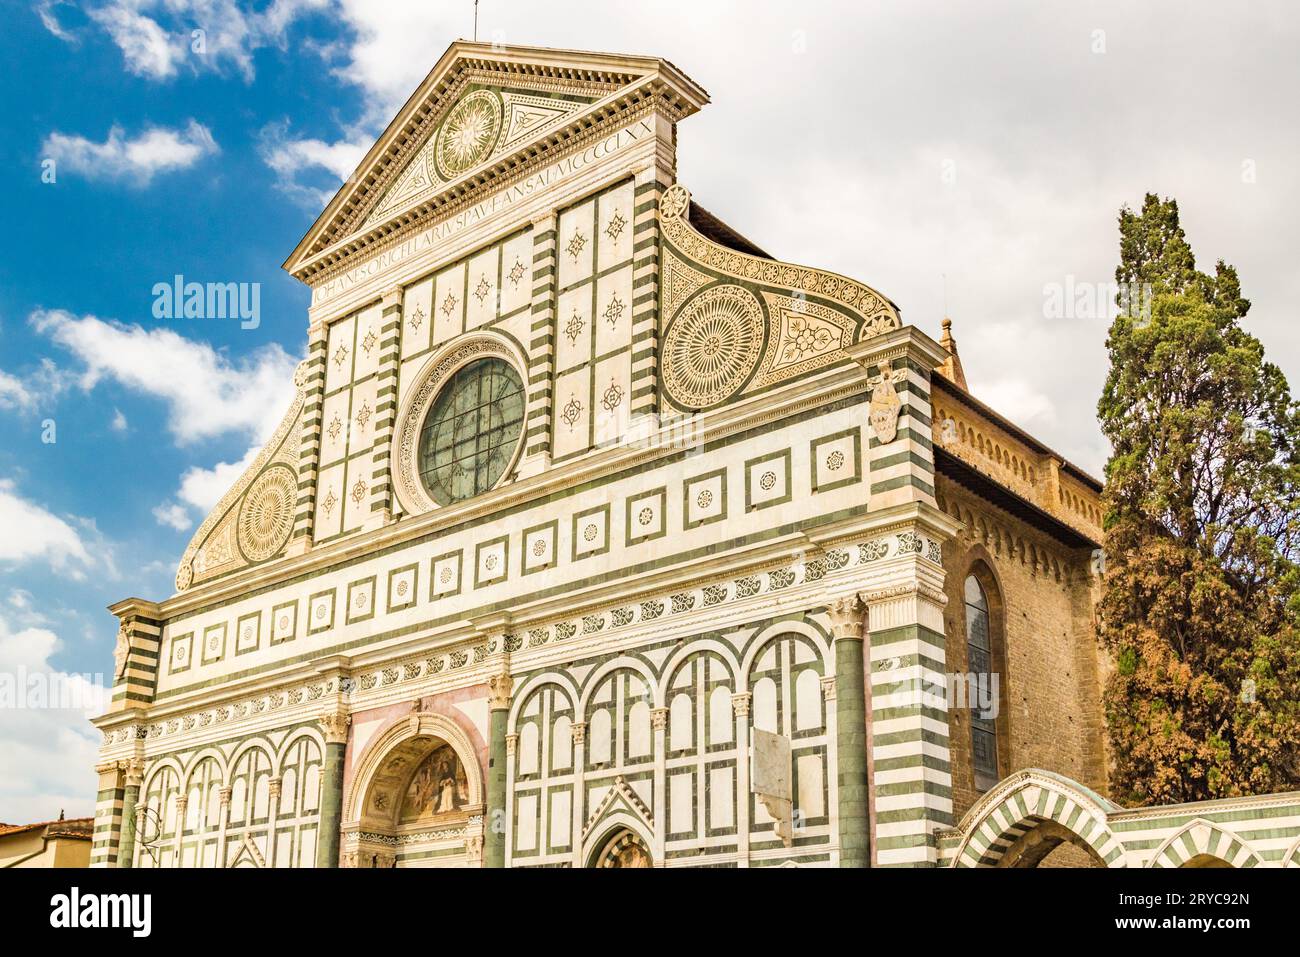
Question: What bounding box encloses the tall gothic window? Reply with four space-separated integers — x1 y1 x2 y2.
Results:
965 574 999 792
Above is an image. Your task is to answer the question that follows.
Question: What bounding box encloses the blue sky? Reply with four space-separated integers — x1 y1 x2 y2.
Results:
2 0 1298 822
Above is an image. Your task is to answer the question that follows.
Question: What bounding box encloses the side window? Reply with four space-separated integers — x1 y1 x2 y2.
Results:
965 574 999 792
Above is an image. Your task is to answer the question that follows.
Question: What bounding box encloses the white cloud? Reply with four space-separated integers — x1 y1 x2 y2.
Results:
42 119 218 185
84 0 330 82
257 119 369 206
34 0 78 43
110 407 128 432
0 480 94 576
152 501 193 532
176 445 258 514
0 370 34 411
31 309 298 445
0 611 109 823
88 1 182 78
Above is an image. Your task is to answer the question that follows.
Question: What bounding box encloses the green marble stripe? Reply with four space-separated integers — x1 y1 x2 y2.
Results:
873 754 951 775
871 449 934 474
869 427 933 453
870 727 949 751
869 475 936 498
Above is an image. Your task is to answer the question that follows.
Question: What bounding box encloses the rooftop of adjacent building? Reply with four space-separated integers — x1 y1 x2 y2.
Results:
0 814 94 841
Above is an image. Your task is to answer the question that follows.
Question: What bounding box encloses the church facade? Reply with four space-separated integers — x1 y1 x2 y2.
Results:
91 42 1300 869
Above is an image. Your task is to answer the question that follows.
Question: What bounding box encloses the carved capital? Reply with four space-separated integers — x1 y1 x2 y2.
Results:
826 593 866 641
94 760 120 777
487 671 514 711
268 776 283 799
218 786 233 807
465 833 484 865
319 708 352 745
381 284 404 310
570 722 587 746
123 757 145 788
650 707 669 732
174 795 188 815
731 692 752 718
505 733 518 756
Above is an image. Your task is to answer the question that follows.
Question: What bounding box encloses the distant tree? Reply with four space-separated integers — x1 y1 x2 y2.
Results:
1097 193 1300 805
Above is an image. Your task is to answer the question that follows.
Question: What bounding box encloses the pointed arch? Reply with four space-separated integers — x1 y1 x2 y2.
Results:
951 769 1123 868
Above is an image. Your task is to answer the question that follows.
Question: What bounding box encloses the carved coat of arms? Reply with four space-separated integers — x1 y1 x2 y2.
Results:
869 359 903 443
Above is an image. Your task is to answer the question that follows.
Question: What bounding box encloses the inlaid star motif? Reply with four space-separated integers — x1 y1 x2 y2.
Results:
474 275 491 304
565 310 585 345
361 328 377 355
604 210 627 241
566 231 587 261
327 414 343 442
441 290 458 316
561 396 582 428
355 401 372 430
408 304 425 331
508 257 526 287
322 488 337 517
601 380 624 412
332 343 349 369
603 294 625 327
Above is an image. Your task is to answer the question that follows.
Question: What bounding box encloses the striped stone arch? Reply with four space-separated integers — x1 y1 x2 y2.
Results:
1147 819 1264 869
1282 836 1300 868
951 769 1124 868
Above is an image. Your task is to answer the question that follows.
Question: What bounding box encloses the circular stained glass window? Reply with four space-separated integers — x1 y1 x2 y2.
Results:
418 357 525 505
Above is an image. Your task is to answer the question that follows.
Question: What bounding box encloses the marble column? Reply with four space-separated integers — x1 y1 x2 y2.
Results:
485 670 513 868
116 759 144 868
828 595 870 868
731 693 752 866
315 708 351 868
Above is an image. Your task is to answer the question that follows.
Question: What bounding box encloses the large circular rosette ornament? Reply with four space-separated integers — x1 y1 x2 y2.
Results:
236 464 296 563
434 89 503 180
661 283 765 409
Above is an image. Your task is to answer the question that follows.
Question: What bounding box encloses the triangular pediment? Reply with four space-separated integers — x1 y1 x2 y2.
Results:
362 84 597 228
284 41 710 282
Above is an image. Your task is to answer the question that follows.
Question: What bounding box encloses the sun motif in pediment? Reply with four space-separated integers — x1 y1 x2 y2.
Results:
434 89 503 181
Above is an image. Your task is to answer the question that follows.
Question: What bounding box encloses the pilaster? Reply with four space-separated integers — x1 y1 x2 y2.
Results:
107 603 162 713
366 285 404 527
290 319 329 552
523 209 558 471
845 326 948 512
91 760 125 868
629 162 669 422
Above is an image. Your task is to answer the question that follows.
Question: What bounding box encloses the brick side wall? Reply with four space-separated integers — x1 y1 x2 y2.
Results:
937 475 1108 824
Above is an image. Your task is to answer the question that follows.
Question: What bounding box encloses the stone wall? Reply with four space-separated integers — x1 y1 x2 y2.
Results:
936 475 1108 821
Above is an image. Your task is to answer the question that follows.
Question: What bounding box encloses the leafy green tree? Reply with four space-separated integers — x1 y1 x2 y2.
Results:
1097 193 1300 805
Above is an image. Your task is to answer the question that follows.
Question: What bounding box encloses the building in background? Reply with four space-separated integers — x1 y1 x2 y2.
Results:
91 42 1300 869
1 815 92 868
